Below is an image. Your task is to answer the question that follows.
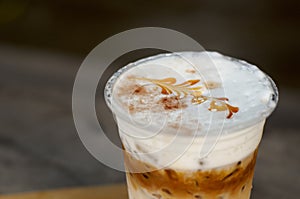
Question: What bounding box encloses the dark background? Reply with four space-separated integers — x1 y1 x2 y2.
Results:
0 0 299 198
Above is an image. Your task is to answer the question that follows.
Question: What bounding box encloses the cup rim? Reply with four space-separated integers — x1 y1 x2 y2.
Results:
104 51 278 137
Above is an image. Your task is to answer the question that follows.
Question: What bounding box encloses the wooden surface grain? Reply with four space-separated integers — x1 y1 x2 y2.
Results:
0 185 128 199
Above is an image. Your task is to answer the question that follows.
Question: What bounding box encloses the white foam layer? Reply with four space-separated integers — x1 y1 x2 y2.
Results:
118 116 264 170
105 51 278 170
108 51 277 134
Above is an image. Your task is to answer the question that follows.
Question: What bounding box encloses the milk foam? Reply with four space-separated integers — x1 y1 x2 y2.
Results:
105 51 278 170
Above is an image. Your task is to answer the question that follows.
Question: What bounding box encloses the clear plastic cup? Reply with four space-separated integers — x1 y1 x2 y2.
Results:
105 51 278 199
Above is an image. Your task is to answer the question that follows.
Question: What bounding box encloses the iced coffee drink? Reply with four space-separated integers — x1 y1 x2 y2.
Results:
105 52 278 199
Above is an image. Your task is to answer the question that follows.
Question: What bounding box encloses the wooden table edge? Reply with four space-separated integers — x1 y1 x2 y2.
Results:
0 184 128 199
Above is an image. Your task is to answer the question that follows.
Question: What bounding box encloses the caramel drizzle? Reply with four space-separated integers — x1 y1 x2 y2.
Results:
133 77 239 119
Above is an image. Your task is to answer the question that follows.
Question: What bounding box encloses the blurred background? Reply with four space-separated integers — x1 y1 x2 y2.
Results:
0 0 299 198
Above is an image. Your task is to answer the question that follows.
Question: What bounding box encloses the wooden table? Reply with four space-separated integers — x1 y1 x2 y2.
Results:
0 46 299 199
0 184 128 199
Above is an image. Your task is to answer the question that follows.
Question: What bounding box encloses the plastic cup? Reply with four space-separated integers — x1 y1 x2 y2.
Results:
105 52 278 199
